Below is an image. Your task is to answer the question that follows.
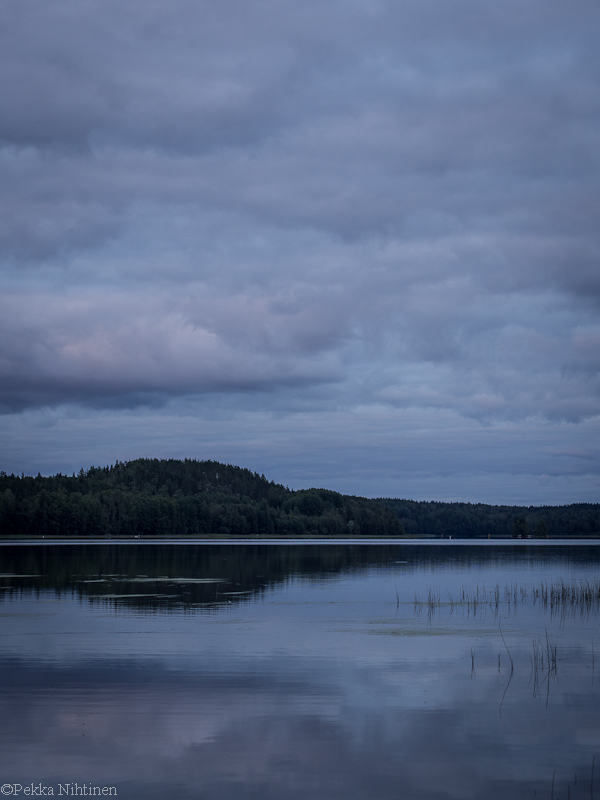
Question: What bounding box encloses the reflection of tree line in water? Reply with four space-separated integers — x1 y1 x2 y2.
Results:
2 543 600 613
0 543 411 611
2 548 599 799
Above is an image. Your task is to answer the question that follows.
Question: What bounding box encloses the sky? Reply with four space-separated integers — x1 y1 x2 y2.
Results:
1 0 599 504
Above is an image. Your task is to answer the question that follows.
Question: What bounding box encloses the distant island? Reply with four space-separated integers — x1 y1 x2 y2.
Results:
0 458 598 538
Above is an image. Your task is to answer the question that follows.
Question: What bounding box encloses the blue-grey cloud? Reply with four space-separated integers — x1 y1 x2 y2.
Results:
0 0 599 497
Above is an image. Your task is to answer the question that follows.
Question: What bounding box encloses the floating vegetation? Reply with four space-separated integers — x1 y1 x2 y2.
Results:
0 573 41 578
126 577 228 584
97 593 179 600
76 576 228 585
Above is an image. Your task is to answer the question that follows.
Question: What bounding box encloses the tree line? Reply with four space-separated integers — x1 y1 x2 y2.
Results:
0 458 597 538
376 498 600 538
0 458 403 538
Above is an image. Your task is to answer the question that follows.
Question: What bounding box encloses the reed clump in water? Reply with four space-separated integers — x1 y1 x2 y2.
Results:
413 578 600 619
532 579 600 617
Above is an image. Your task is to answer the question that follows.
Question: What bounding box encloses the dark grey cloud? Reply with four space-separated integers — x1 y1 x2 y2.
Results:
0 0 599 496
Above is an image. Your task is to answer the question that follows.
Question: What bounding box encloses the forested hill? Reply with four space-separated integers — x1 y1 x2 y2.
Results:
376 498 600 539
0 458 597 538
0 459 403 538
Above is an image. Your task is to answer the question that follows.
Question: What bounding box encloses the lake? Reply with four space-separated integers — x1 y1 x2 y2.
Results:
1 540 599 799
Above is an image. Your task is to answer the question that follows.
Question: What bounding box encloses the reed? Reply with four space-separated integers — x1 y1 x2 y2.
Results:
413 578 600 619
532 579 600 618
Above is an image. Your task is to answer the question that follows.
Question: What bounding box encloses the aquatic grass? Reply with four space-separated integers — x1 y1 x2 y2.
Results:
498 618 515 717
531 579 600 619
546 756 596 800
413 578 600 620
530 629 558 705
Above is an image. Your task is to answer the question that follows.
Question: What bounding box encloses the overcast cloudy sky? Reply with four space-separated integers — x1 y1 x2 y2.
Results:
1 0 599 503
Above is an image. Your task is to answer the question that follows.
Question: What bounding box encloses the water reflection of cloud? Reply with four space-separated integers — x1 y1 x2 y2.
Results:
2 546 599 799
1 652 598 800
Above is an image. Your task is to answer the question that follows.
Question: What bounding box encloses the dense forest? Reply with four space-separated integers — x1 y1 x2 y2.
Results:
0 458 598 538
0 458 403 538
377 498 600 539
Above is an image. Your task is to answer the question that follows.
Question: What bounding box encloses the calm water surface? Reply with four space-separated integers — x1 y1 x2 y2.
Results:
1 541 599 799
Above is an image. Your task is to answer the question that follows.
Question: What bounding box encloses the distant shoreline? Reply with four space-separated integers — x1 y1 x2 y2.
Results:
1 537 599 546
2 458 598 539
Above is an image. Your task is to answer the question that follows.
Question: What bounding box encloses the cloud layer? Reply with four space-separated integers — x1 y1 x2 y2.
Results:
1 0 599 497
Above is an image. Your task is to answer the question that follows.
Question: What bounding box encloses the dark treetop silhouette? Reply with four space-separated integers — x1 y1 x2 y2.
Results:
0 458 598 538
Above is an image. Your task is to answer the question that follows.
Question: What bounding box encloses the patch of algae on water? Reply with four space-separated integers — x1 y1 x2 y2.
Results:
366 625 503 637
